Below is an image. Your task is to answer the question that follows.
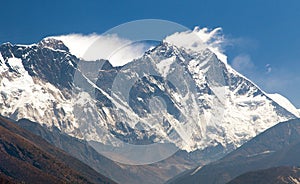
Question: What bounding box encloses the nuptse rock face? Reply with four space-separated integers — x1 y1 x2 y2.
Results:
0 36 298 163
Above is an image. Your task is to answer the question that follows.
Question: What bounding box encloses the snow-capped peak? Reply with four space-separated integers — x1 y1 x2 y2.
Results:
38 38 69 52
268 93 300 117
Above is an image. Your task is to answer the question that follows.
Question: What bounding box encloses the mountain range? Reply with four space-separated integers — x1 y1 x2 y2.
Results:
0 28 300 183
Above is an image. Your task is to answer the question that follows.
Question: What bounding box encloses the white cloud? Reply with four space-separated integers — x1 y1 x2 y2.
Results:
50 33 102 59
265 64 272 74
50 34 150 66
108 42 152 66
231 54 254 72
163 27 227 63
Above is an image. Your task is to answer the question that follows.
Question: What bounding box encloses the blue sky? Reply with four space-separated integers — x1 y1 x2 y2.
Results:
1 0 300 107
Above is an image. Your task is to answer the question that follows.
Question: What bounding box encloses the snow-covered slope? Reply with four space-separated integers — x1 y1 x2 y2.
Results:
0 30 299 164
268 93 300 117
